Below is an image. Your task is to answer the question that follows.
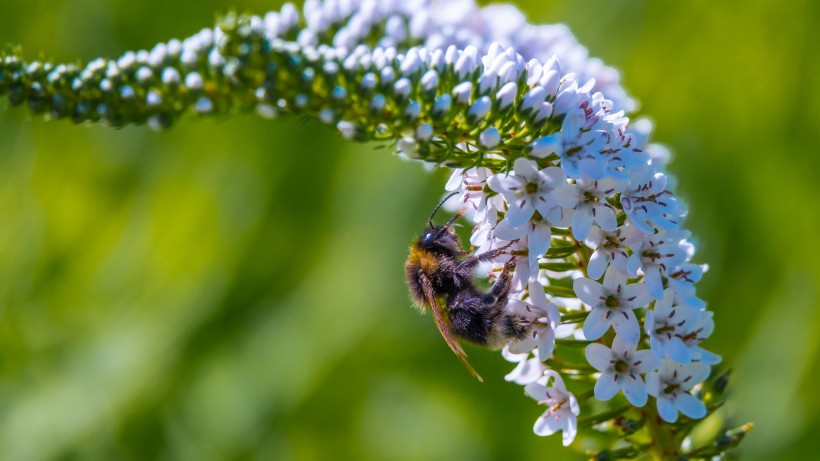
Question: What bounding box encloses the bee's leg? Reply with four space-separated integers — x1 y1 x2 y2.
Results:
456 239 518 272
487 257 515 301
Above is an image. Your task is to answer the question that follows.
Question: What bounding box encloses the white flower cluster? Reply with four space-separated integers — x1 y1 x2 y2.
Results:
442 83 718 446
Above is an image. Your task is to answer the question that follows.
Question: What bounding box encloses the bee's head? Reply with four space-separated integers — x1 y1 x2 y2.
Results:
419 193 465 255
420 224 462 252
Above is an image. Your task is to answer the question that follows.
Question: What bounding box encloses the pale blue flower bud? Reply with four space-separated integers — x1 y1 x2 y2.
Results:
318 108 334 124
433 94 452 116
336 120 356 140
162 68 180 85
521 87 546 114
416 123 433 141
479 127 500 148
195 97 213 113
496 82 517 110
401 100 420 122
528 135 561 158
394 78 411 99
361 72 377 90
184 72 203 90
420 69 439 93
380 67 395 85
468 96 492 122
453 81 472 105
371 94 386 112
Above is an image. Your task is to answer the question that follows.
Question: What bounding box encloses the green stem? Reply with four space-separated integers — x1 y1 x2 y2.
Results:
642 406 679 460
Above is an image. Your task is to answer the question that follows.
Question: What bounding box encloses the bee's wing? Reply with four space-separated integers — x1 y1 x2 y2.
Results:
418 272 484 382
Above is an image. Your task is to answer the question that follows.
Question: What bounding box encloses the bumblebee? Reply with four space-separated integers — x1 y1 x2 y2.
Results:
405 194 532 381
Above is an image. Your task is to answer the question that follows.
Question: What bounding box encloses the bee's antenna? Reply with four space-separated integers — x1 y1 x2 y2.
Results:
428 192 459 228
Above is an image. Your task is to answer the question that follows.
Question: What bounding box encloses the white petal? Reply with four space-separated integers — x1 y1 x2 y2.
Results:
587 250 610 280
632 350 661 374
666 338 692 364
682 362 712 388
622 283 652 309
644 266 664 300
513 157 539 180
657 396 679 423
676 393 707 419
487 173 523 196
524 382 548 401
573 278 605 306
509 334 538 355
620 374 648 407
611 335 637 356
527 222 551 259
646 371 660 396
571 206 594 241
594 204 618 231
493 219 526 240
694 347 722 365
540 166 567 186
536 328 556 361
602 268 627 292
583 308 611 341
594 372 619 401
508 358 545 385
611 309 640 345
505 198 535 227
562 416 577 446
544 370 566 393
585 343 612 371
445 169 464 191
533 414 559 436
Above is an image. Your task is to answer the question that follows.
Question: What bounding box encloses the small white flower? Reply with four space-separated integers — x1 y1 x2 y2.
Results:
525 370 580 446
678 310 722 365
621 166 683 234
644 290 700 363
502 346 545 385
508 281 561 361
555 106 608 179
570 177 624 241
584 225 642 280
647 358 710 423
574 269 651 344
586 336 660 406
488 158 576 228
667 263 707 310
444 167 502 224
627 229 689 300
493 215 551 279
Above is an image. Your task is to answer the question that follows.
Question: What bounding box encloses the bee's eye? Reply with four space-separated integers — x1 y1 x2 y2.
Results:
422 232 435 245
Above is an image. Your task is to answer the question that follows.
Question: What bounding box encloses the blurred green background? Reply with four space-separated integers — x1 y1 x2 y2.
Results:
0 0 818 459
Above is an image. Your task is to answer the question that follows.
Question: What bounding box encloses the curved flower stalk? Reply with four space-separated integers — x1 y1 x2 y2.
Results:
0 0 750 458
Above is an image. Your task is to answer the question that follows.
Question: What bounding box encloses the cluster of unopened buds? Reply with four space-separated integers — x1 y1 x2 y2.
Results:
0 0 750 458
